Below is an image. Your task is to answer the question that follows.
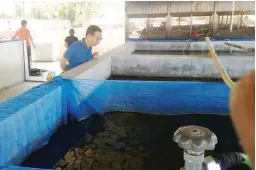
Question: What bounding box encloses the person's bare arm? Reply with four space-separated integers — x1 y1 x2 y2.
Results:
29 35 36 48
64 42 68 49
11 30 19 40
64 37 68 49
59 57 68 72
11 35 17 40
29 32 36 48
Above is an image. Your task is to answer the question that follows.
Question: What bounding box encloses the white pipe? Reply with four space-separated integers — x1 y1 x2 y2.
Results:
230 1 235 32
178 17 180 29
238 14 241 30
189 15 192 38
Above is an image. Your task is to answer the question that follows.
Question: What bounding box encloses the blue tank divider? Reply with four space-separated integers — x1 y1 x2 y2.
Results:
59 78 230 123
127 38 255 42
0 76 231 170
0 81 67 166
81 80 230 116
57 76 230 121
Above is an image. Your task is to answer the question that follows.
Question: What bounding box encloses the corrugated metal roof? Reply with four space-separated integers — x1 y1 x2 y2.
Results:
217 1 255 12
169 1 192 13
147 1 168 14
235 1 255 13
126 1 168 15
217 1 235 11
191 1 214 12
126 1 146 15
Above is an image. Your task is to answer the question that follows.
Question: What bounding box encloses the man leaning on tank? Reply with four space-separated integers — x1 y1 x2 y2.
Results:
60 25 102 72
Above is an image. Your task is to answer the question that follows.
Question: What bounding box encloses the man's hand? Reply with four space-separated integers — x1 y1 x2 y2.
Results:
11 36 16 40
92 52 99 59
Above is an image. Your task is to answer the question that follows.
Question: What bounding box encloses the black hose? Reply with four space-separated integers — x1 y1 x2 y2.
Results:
212 152 245 170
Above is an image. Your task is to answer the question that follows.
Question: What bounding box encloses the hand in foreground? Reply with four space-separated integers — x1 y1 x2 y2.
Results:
230 70 255 169
92 52 99 59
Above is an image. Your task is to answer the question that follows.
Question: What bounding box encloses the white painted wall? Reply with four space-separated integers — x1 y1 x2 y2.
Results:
0 40 25 90
32 42 61 62
0 30 15 40
0 19 71 31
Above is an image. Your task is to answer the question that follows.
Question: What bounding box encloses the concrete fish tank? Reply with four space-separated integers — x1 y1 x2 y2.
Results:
0 39 254 170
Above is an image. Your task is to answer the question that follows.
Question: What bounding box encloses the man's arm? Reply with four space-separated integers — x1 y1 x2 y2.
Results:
29 33 36 48
59 57 68 72
11 30 19 40
11 35 17 40
64 37 68 48
64 42 68 49
59 46 73 72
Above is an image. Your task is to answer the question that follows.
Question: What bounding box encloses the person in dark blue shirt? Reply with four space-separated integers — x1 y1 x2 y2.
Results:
60 25 102 72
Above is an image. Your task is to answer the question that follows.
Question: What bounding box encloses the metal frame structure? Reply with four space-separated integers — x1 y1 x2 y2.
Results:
125 1 255 41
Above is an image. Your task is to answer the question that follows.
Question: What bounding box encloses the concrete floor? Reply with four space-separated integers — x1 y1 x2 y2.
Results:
0 82 41 103
0 61 62 103
0 61 61 103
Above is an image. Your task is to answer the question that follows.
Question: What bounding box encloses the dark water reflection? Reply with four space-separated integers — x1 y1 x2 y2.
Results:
22 112 249 170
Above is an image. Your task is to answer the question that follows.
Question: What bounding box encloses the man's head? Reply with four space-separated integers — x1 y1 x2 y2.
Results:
21 20 27 28
85 25 102 47
69 29 75 35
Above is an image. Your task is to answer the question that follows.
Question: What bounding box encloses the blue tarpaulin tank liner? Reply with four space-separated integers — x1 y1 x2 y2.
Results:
0 82 66 166
0 76 230 169
62 77 230 121
0 165 50 170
